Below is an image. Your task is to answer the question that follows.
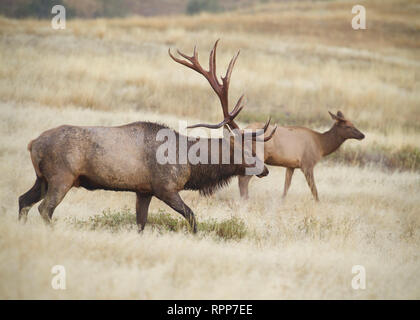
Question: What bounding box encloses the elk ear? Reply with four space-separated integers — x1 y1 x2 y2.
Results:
336 111 345 119
329 111 345 123
328 111 340 121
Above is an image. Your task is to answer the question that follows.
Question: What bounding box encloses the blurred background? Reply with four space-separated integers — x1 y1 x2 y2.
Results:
0 0 418 170
3 0 287 18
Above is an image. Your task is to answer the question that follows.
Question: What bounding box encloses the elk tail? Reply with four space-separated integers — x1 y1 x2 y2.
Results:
28 139 43 178
27 140 33 152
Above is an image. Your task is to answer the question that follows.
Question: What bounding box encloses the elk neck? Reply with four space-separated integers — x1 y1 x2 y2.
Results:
184 137 243 196
318 125 346 157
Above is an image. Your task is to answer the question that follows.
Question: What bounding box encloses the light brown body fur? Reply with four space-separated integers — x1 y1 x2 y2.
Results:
238 111 365 201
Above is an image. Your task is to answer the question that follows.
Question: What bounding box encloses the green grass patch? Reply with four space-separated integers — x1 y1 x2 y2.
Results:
66 207 248 241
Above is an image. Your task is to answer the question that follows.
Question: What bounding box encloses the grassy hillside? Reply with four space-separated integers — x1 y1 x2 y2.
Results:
0 0 419 299
0 0 285 18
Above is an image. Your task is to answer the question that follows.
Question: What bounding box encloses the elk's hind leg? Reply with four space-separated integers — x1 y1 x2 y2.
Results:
18 177 47 223
155 192 197 233
136 193 152 233
38 174 74 224
302 167 319 201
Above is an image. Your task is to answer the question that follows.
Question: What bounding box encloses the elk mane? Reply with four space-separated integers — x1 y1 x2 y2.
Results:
184 162 238 197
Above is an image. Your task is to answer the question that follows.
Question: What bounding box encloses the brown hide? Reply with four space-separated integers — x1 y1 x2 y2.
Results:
238 111 365 201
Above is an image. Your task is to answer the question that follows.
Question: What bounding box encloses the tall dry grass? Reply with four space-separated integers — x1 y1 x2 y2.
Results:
0 0 419 299
0 102 419 299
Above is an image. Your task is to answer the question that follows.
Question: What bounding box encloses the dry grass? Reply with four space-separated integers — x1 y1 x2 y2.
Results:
66 207 249 241
0 0 419 299
0 103 419 299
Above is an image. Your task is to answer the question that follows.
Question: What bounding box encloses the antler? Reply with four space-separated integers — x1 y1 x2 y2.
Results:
187 95 244 129
169 39 241 131
169 40 275 142
243 117 278 142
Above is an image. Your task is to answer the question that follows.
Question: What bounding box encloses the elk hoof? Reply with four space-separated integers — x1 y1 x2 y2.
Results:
18 208 29 224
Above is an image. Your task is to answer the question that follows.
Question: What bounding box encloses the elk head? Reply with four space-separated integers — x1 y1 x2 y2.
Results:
169 40 276 177
328 111 365 140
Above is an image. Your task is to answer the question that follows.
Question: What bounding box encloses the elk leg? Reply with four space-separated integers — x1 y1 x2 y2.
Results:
136 193 152 233
302 167 319 201
283 168 294 198
38 176 73 224
238 175 252 199
18 177 47 223
156 192 197 233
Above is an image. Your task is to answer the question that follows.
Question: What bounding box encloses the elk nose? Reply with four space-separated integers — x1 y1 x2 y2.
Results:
256 166 269 178
359 133 365 140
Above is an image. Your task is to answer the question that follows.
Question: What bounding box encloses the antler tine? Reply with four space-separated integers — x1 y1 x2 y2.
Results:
177 46 199 63
242 117 276 141
187 100 243 129
187 119 230 130
209 40 219 85
169 45 203 73
168 48 193 70
222 92 243 130
245 117 271 138
262 117 271 132
187 94 244 130
249 124 277 142
261 125 277 142
229 94 245 116
221 50 240 91
176 49 192 61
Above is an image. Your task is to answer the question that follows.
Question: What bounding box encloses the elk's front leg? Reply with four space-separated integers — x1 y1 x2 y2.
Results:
238 175 252 199
283 167 294 198
302 167 319 201
156 192 197 233
136 193 152 232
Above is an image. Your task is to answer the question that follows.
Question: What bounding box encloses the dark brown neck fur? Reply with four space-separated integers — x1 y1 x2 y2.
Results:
184 138 243 196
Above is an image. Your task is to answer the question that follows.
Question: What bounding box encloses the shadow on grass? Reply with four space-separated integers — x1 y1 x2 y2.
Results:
66 207 248 241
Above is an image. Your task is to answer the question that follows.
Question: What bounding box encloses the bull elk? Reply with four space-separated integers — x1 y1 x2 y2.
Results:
238 111 365 201
18 40 276 232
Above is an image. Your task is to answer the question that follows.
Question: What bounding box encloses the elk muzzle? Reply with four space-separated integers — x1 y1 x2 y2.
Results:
256 165 269 178
354 128 365 140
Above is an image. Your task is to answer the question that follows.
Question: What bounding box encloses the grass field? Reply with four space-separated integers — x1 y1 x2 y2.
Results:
0 0 419 299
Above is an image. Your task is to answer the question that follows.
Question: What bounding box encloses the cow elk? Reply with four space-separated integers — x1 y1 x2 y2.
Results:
18 40 276 233
238 111 365 201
